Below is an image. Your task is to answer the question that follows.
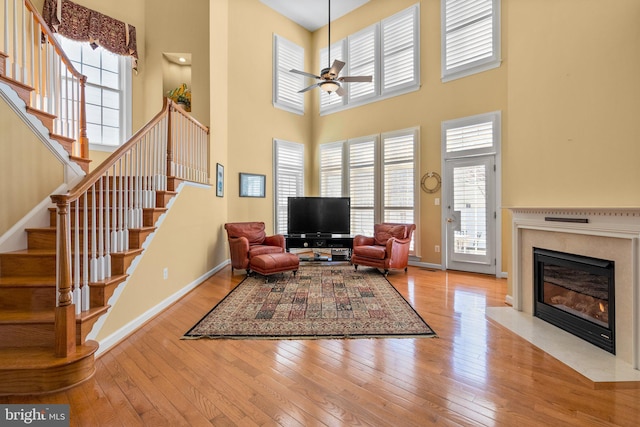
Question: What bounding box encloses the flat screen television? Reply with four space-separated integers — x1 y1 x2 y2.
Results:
287 197 350 236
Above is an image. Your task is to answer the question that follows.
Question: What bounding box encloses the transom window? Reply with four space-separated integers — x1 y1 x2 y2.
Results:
57 36 131 148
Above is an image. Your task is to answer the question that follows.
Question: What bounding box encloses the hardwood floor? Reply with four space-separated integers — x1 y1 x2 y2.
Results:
2 265 640 426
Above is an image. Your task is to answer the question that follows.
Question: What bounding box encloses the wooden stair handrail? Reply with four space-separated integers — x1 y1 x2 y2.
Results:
49 98 209 357
23 0 89 158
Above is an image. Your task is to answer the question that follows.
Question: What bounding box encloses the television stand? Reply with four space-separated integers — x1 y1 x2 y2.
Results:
286 234 353 261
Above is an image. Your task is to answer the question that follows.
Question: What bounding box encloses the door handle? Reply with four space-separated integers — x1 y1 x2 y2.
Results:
446 218 455 223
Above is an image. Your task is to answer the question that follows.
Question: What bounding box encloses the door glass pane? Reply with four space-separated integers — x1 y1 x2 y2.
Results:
453 164 486 255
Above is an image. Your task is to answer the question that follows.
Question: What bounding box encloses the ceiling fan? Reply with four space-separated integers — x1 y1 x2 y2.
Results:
289 0 372 96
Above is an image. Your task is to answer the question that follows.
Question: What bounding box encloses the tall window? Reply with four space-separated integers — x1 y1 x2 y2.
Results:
319 142 344 197
273 35 304 115
320 3 420 114
274 140 304 235
319 128 419 253
441 0 501 82
57 36 131 148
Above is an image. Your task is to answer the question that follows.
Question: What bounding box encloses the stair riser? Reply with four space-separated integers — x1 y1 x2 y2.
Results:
26 230 56 250
0 324 54 348
0 254 55 277
0 288 56 311
0 342 98 395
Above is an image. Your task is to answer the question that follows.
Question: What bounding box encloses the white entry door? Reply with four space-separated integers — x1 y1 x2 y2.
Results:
443 155 496 275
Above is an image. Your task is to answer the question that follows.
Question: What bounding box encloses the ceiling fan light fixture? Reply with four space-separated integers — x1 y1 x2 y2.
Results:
319 80 340 94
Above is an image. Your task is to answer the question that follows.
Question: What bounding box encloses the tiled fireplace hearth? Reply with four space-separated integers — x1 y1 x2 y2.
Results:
486 208 640 388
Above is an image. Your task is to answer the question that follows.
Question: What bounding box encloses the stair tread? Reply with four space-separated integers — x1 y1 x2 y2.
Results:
0 342 98 369
1 249 55 256
0 306 110 323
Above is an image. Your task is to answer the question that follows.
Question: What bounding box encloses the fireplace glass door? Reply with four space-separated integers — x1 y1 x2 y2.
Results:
533 248 615 354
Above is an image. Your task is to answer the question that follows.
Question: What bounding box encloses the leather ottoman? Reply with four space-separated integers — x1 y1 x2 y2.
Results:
249 252 299 278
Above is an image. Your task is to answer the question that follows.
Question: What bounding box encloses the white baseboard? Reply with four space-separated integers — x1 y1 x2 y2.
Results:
94 260 229 357
505 294 513 306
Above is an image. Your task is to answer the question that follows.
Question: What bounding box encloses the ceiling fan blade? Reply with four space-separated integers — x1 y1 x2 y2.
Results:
328 60 345 77
335 86 346 97
339 75 373 83
298 83 320 93
290 69 321 79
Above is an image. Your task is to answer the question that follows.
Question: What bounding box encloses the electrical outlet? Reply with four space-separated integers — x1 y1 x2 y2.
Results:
435 245 440 253
435 198 440 206
163 268 169 280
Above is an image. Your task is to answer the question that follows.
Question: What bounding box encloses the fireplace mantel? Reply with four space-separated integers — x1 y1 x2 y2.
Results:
487 207 640 386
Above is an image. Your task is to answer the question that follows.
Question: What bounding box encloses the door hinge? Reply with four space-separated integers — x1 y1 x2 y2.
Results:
494 258 497 265
493 164 496 172
494 211 497 219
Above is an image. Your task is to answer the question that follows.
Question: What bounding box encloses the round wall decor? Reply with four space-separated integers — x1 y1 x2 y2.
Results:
420 172 441 194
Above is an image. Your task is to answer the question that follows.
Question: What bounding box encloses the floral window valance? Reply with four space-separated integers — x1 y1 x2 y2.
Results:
43 0 138 70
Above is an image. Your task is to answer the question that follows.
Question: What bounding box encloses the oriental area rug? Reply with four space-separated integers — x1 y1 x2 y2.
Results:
183 264 437 340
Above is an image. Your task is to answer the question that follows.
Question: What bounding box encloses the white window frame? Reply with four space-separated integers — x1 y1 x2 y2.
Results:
319 127 420 255
57 36 132 151
442 111 500 159
274 139 305 235
273 34 305 115
441 0 501 82
320 3 420 115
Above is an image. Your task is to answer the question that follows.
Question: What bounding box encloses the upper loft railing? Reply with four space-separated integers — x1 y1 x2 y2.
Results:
1 0 88 158
50 99 209 357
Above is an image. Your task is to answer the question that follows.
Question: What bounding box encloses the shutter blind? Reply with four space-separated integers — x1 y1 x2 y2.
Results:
382 5 419 93
320 143 344 197
274 140 304 234
274 35 304 114
445 121 493 153
348 25 377 101
443 0 499 79
383 130 416 251
349 139 376 237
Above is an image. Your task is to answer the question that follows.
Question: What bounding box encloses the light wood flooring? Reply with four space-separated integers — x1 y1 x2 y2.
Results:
2 264 640 426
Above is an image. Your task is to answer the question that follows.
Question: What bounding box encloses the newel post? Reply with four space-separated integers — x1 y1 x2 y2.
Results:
78 75 89 159
50 194 77 357
166 101 174 177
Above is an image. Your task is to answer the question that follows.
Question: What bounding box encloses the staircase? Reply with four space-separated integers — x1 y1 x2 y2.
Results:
0 0 210 395
0 179 178 394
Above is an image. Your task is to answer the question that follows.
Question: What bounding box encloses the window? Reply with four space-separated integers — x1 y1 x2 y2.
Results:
319 142 344 197
442 111 500 159
319 128 419 253
274 140 304 235
57 36 131 148
273 35 305 115
320 4 420 114
441 0 501 82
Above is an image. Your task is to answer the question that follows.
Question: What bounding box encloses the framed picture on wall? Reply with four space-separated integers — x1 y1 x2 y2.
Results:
216 163 224 197
239 173 265 198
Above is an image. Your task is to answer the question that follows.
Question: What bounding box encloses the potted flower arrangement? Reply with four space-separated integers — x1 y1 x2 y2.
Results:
167 83 191 112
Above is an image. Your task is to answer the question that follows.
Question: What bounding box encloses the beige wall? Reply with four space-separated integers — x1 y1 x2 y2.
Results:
225 0 313 234
143 0 210 126
0 97 64 236
504 0 640 208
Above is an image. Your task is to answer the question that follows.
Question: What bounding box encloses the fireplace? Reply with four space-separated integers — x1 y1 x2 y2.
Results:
533 248 615 354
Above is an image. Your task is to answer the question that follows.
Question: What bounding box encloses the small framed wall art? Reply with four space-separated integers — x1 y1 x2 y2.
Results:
239 173 265 198
216 163 224 197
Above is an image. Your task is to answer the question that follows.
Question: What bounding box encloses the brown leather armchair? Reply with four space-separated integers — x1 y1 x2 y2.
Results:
351 223 416 276
224 222 285 273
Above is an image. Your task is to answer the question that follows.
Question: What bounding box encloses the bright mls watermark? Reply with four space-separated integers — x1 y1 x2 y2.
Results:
1 405 69 426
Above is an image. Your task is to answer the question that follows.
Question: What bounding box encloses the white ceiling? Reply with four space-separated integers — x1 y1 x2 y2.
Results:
260 0 370 32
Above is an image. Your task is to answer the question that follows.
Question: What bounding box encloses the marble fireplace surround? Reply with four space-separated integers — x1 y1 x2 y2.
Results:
486 208 640 387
